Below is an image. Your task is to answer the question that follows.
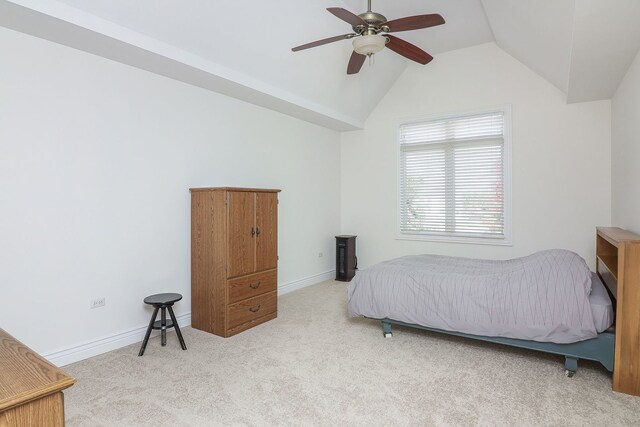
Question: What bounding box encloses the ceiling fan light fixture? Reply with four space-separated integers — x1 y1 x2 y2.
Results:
292 5 445 74
352 34 386 56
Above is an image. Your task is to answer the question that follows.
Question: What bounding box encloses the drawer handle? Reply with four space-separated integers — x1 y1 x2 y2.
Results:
249 282 261 289
249 305 261 313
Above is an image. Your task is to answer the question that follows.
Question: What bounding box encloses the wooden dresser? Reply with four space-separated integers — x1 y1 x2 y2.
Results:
190 187 280 337
596 227 640 396
0 329 75 426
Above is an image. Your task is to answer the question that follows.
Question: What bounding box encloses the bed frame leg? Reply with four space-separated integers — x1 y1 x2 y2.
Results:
564 356 578 377
382 320 393 338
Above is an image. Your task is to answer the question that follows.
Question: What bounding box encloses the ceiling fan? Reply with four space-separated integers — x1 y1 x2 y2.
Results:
291 0 445 75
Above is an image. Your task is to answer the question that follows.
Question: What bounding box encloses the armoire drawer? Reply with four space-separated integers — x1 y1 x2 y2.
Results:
227 291 277 331
227 269 277 304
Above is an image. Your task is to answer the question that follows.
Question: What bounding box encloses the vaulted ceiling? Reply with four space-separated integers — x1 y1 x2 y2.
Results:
2 0 640 130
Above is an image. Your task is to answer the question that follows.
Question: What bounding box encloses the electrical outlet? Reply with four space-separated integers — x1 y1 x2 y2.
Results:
90 297 106 309
318 252 323 258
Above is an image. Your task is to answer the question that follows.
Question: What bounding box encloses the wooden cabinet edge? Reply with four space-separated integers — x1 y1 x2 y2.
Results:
190 187 281 193
0 378 75 413
225 312 278 337
597 227 640 245
597 227 640 397
226 267 278 281
0 329 75 426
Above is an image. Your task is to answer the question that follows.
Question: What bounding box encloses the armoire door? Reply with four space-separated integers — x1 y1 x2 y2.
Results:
227 191 256 277
255 192 278 272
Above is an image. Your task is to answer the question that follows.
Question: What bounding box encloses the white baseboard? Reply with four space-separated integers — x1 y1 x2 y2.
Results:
44 312 192 367
45 271 334 367
278 270 335 295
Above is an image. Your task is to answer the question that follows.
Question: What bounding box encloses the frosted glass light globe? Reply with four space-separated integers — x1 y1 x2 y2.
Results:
352 35 386 55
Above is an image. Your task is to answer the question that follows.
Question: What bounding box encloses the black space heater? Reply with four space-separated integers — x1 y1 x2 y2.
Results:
335 235 357 282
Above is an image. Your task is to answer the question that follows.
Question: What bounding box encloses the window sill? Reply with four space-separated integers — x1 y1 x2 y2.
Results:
396 233 513 246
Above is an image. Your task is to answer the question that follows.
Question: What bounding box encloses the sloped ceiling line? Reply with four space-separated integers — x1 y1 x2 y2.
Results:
0 0 365 131
2 0 640 130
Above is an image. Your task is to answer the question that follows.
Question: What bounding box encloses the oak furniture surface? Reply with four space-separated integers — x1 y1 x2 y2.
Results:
190 187 280 337
596 227 640 396
0 329 75 426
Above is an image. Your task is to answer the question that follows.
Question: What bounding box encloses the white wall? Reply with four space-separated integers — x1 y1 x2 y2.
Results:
341 43 611 269
612 49 640 234
0 27 340 362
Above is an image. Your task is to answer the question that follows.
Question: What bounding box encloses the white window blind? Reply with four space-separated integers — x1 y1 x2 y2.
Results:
399 110 509 242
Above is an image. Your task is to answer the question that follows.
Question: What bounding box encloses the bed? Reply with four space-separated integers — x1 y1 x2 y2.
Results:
347 249 615 376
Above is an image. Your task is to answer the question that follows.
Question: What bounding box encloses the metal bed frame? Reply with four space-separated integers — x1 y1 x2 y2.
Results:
379 318 615 377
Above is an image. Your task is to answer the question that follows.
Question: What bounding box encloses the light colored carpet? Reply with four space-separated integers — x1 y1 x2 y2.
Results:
64 280 640 426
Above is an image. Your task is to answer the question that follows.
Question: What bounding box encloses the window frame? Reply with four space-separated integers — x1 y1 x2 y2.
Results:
396 105 513 246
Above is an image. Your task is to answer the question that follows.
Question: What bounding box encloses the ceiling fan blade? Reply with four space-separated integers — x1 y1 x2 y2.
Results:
292 34 354 52
327 7 366 27
347 51 366 75
385 35 434 65
383 14 445 33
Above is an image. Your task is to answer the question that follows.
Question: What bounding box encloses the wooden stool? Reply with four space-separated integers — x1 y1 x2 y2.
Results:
138 293 187 356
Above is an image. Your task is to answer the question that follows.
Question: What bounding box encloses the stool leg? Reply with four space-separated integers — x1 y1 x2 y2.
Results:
168 306 187 350
161 306 167 346
138 306 159 357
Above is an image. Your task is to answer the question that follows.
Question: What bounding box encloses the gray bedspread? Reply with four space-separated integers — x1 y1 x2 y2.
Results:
347 250 598 343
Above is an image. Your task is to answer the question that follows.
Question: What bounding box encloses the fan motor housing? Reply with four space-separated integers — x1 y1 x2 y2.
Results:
354 11 387 34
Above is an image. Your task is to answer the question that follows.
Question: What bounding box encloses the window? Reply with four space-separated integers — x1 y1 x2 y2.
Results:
397 107 511 244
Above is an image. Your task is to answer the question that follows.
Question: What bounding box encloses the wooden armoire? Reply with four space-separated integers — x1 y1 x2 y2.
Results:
190 187 280 337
